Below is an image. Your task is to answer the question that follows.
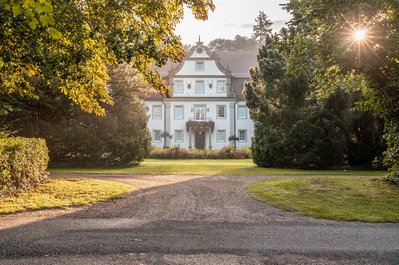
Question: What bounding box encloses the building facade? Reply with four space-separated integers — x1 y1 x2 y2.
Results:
145 41 257 149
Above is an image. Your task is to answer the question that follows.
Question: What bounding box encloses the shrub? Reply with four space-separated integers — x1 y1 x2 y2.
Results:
0 137 49 196
149 146 250 159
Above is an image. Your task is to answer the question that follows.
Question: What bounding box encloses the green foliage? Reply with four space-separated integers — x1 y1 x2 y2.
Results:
0 64 152 166
252 11 273 45
0 137 49 196
0 0 214 115
0 0 60 37
208 35 258 51
245 29 385 169
149 146 251 159
285 0 399 184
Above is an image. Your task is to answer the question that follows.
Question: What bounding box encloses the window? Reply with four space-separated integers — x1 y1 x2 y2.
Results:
238 106 247 119
217 130 226 142
194 105 206 121
174 130 184 143
153 130 161 142
238 130 247 142
174 106 184 120
152 105 162 119
195 81 205 93
217 105 226 119
174 81 184 93
195 62 205 71
217 81 226 93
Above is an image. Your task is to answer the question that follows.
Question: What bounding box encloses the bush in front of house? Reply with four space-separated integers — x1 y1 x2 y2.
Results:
0 137 49 196
149 146 251 159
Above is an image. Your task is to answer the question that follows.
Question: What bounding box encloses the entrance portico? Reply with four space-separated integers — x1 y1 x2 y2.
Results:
186 120 215 149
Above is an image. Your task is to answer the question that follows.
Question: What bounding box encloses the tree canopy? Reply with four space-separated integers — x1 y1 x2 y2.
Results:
284 0 399 183
0 0 215 115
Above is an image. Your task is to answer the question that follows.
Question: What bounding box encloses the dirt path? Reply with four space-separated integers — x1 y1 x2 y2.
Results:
0 174 398 264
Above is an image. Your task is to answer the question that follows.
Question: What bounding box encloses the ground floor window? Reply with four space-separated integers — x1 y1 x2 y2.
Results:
153 130 162 142
217 130 226 142
175 130 184 143
238 130 247 142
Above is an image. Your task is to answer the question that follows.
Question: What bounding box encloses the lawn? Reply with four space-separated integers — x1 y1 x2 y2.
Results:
0 178 133 214
50 159 386 176
249 176 399 222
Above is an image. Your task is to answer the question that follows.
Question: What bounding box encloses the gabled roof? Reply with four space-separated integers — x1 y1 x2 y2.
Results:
156 44 258 78
218 51 258 78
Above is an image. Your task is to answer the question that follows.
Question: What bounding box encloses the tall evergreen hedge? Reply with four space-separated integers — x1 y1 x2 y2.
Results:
0 137 49 196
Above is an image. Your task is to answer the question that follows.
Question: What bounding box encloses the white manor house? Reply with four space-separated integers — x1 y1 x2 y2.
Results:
145 40 257 150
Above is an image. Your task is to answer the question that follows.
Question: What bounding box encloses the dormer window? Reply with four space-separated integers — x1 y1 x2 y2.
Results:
195 62 205 71
174 81 184 93
217 81 226 93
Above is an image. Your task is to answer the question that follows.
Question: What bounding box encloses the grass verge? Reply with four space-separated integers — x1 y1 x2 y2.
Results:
249 176 399 222
0 178 132 214
50 159 386 176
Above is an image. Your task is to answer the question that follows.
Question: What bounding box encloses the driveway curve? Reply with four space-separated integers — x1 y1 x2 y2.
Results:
0 174 398 265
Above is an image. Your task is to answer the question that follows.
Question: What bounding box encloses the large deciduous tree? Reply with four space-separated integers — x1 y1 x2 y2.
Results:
285 0 399 185
0 64 152 165
0 0 214 115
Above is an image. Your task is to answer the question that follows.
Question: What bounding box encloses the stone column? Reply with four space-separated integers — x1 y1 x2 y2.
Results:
229 101 235 145
188 128 192 149
165 102 171 147
208 129 212 149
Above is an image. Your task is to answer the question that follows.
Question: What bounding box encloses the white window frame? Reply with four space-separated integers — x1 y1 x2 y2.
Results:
238 129 247 142
237 106 247 119
174 130 184 143
152 105 162 119
195 62 205 71
174 80 184 93
217 80 226 93
217 105 226 119
174 105 184 120
217 130 226 143
153 130 162 143
195 81 205 94
194 105 206 121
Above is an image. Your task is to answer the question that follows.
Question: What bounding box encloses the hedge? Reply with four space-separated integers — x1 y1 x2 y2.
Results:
0 137 49 196
149 146 251 159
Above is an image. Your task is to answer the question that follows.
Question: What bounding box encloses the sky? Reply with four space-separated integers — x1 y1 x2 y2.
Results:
176 0 292 45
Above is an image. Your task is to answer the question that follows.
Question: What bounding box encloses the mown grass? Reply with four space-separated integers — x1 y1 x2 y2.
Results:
249 176 399 222
50 159 386 176
0 178 133 214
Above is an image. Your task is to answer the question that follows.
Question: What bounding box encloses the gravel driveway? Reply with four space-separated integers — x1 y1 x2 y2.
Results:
0 174 398 264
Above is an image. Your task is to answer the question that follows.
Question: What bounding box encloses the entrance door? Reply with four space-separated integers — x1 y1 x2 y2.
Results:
195 132 206 149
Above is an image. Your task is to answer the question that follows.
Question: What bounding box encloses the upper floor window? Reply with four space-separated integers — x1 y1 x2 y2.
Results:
217 105 226 119
194 105 206 121
174 81 184 93
237 106 247 119
195 62 205 71
217 81 226 93
152 105 162 119
195 81 205 93
174 106 184 120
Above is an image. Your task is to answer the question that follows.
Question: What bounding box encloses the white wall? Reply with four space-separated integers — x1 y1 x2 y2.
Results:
175 60 225 76
145 100 253 149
